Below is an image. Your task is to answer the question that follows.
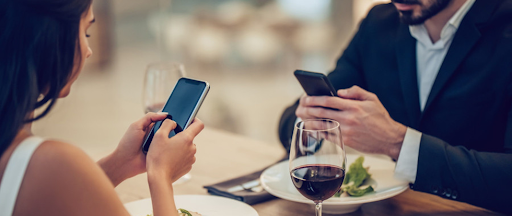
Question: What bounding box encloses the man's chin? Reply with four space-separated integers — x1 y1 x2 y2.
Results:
399 14 428 25
397 0 452 25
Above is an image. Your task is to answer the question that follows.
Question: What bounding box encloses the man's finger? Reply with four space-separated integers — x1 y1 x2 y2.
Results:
305 107 340 119
303 96 356 110
157 119 177 136
183 119 205 138
338 85 376 101
136 112 169 128
299 94 308 105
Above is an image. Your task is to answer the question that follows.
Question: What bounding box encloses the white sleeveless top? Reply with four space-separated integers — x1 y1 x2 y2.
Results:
0 136 45 216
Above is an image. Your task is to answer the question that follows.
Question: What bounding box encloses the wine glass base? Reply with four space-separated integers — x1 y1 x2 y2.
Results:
172 173 191 185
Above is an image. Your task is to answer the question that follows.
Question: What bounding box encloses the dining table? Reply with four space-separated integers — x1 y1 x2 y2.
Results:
115 127 502 216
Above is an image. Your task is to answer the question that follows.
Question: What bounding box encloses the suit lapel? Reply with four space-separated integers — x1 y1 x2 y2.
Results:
421 0 500 116
421 24 481 114
396 24 421 128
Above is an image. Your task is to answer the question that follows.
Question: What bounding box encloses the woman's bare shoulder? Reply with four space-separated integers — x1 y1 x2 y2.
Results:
33 139 90 163
23 139 97 179
34 139 93 165
13 140 128 216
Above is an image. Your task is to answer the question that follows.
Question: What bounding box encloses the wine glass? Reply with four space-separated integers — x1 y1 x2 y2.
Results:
289 119 346 216
142 62 191 184
143 62 186 113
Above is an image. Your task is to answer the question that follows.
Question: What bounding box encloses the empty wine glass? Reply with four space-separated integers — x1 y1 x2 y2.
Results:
289 119 346 216
142 62 191 184
143 62 185 113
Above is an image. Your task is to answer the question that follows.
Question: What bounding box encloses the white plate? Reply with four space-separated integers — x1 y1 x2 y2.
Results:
124 195 259 216
260 154 409 214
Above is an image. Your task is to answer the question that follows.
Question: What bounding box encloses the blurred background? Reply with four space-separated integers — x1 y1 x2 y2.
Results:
33 0 390 158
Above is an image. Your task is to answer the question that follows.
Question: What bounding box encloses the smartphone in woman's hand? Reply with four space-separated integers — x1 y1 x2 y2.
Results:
142 77 209 154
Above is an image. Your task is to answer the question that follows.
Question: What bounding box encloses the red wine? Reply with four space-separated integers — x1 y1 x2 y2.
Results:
290 164 345 202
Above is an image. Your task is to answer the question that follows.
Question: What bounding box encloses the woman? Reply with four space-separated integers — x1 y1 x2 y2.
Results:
0 0 202 215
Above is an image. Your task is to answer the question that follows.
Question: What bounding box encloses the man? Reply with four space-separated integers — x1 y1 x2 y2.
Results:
278 0 512 213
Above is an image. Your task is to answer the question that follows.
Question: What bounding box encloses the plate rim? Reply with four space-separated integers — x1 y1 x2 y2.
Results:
259 155 409 205
124 194 259 216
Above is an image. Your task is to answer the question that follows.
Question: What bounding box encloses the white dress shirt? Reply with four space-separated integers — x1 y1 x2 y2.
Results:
394 0 475 183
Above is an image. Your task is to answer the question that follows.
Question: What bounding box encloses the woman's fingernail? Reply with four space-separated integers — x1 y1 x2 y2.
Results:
157 112 168 115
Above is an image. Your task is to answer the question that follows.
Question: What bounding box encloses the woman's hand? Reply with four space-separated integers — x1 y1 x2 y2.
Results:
98 112 168 186
146 118 203 216
146 118 204 184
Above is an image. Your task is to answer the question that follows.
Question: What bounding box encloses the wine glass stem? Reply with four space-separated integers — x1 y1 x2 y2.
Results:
315 202 322 216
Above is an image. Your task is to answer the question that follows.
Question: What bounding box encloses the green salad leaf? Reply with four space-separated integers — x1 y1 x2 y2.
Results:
343 156 371 187
334 156 374 197
147 208 193 216
178 208 192 216
346 185 374 197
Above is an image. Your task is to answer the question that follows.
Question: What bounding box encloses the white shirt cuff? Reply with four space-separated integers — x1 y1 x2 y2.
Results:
394 127 422 183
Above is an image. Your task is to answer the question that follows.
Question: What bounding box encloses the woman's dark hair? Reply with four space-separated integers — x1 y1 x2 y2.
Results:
0 0 92 155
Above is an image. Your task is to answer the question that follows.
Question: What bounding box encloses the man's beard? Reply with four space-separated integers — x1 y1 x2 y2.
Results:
392 0 452 25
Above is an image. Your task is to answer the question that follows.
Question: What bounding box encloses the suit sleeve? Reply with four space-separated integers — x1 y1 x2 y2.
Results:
413 134 512 214
278 9 373 152
413 82 512 214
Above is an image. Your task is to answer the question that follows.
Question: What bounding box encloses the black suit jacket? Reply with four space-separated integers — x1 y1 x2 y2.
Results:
278 0 512 213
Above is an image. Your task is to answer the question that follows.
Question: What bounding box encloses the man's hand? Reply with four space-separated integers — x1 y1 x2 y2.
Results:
296 85 407 160
98 112 168 186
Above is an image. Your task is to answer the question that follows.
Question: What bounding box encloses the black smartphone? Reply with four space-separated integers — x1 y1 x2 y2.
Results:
294 70 337 96
142 77 210 154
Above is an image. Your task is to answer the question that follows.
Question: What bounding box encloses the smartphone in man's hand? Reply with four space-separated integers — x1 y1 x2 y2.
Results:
294 70 337 97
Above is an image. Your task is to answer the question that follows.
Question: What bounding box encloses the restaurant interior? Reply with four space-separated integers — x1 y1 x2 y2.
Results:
28 0 502 215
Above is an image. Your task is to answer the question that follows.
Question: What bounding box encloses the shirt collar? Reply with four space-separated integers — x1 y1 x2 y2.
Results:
448 0 475 29
409 0 475 48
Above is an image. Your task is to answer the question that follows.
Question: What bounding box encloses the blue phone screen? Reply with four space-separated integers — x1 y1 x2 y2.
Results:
142 78 207 153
